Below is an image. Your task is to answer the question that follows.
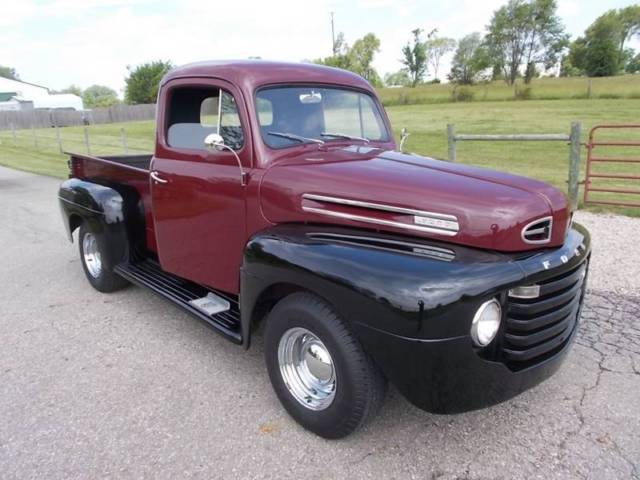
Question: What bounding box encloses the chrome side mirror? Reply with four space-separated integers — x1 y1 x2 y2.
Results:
204 133 247 186
204 133 225 151
399 128 410 153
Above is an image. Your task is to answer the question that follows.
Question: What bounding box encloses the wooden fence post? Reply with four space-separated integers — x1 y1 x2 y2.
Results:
120 128 128 154
83 126 91 155
447 124 456 162
568 121 582 211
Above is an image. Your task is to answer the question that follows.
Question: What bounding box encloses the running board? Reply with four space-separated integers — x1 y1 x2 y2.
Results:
114 259 242 344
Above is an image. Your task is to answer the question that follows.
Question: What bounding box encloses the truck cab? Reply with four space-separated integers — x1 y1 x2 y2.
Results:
58 60 591 439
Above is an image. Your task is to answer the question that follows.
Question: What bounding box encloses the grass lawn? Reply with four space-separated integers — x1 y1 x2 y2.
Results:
377 74 640 106
0 98 639 216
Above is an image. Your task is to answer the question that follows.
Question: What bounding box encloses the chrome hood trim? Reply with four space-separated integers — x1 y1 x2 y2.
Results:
301 193 460 237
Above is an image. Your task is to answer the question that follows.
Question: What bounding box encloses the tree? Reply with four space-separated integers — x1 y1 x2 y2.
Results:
565 7 640 77
55 85 83 96
348 33 382 85
486 0 567 85
617 5 640 61
0 65 19 80
626 52 640 73
124 60 173 104
560 37 588 76
82 85 120 108
314 33 382 86
448 33 490 84
401 29 429 87
425 36 456 81
384 70 412 87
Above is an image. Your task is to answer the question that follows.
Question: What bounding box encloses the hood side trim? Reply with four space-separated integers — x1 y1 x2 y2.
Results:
302 194 458 221
302 193 459 237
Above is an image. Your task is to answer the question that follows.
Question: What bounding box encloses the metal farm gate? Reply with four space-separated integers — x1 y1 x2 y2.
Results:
584 125 640 208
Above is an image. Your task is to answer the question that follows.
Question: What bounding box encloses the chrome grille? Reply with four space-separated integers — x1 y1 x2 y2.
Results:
522 217 553 244
501 261 588 370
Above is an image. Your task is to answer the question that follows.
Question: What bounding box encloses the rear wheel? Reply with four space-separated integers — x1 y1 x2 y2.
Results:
264 292 386 439
78 223 129 293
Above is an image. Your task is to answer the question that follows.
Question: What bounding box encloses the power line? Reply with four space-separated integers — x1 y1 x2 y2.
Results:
331 12 336 55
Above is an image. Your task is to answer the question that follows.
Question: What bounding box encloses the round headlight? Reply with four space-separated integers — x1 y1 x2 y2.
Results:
471 299 502 347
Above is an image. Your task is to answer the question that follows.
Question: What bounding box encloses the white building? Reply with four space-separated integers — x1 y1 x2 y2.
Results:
0 77 83 111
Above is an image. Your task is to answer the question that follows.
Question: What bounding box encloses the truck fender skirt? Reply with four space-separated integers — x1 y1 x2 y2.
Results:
58 178 142 270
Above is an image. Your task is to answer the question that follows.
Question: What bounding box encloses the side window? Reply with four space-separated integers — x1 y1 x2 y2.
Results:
166 87 244 151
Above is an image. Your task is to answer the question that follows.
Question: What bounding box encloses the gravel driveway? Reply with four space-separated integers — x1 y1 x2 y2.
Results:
0 165 638 479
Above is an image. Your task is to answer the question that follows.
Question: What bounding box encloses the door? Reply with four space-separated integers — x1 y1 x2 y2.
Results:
150 78 251 294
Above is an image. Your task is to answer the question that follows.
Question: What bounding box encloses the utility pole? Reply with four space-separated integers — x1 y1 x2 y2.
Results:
331 11 336 55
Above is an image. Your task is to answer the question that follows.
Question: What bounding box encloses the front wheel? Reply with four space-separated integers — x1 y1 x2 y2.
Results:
78 223 129 293
264 292 386 439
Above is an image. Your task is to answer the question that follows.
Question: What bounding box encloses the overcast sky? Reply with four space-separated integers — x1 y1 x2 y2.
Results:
2 0 639 95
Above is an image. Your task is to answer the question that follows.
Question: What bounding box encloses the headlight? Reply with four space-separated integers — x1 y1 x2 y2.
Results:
471 299 502 347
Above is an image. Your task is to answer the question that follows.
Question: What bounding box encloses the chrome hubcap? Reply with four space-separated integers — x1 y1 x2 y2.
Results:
82 232 102 278
277 327 336 411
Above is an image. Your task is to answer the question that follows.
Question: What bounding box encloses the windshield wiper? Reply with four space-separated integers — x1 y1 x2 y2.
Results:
267 131 324 145
321 132 370 143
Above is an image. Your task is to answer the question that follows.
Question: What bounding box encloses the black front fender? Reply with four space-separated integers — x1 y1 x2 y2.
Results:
240 224 526 345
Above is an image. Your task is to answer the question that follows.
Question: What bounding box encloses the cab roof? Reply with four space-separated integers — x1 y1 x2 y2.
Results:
161 60 374 94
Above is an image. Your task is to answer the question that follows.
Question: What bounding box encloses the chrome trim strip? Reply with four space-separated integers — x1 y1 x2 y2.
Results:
302 193 458 222
302 207 458 236
58 196 103 216
521 216 553 245
307 232 456 255
302 193 459 235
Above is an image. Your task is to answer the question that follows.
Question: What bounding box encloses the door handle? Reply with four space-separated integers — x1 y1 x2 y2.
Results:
150 171 168 184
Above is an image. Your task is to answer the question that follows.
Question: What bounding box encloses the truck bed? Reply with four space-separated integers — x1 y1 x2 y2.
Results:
100 154 152 171
68 152 156 252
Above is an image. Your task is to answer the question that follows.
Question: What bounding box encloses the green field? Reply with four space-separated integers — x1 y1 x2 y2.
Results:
377 74 640 106
1 97 639 216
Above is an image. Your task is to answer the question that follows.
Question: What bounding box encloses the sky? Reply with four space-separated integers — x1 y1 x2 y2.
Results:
2 0 639 96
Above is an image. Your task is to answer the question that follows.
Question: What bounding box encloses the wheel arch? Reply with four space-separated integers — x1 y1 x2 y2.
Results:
58 178 141 270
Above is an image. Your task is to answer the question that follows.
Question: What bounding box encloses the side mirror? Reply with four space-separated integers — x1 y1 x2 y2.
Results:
204 133 226 151
399 128 410 153
203 132 247 187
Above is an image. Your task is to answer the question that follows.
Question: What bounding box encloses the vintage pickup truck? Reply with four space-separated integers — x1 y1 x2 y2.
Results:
58 60 591 438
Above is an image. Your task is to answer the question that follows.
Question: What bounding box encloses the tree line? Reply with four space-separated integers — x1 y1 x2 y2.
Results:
0 60 174 107
317 1 640 87
1 1 637 103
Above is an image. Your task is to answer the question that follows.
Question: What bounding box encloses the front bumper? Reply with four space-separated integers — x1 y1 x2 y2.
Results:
354 224 591 414
355 318 578 413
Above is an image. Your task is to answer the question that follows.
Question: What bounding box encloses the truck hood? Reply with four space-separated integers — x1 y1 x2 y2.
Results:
259 146 570 252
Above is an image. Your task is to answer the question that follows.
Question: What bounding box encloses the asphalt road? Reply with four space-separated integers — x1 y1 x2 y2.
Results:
0 165 638 479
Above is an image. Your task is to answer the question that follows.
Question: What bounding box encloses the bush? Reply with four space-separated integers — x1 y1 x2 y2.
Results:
451 86 475 102
598 93 622 99
514 86 533 100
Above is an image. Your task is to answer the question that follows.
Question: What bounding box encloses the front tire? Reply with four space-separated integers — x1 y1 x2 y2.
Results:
78 223 129 293
264 292 386 439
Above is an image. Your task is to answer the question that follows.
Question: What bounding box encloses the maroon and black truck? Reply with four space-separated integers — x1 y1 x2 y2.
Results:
58 60 591 438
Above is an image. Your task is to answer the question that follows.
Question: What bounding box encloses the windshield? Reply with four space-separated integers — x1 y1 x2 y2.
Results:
255 86 390 148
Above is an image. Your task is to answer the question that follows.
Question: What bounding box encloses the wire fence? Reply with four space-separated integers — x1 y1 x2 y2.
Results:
0 123 154 157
